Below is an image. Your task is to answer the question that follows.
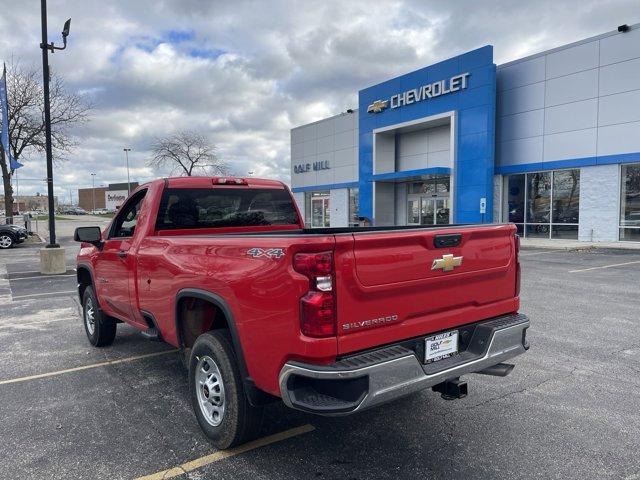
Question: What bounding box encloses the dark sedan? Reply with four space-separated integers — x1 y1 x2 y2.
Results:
0 224 28 249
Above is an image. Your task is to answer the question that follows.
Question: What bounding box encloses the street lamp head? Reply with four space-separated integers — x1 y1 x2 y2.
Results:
123 148 131 152
62 18 71 39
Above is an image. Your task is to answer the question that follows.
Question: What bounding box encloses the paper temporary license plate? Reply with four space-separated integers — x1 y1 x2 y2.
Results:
424 330 459 364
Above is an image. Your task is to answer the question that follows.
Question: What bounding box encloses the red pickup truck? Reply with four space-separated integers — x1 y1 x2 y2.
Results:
74 176 529 448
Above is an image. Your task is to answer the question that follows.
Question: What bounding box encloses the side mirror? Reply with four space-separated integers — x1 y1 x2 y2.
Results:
74 226 103 247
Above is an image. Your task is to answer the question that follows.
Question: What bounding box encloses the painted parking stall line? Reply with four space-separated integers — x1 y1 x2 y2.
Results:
569 260 640 273
135 424 316 480
0 349 178 386
2 267 76 278
11 290 78 300
9 273 76 281
0 317 71 329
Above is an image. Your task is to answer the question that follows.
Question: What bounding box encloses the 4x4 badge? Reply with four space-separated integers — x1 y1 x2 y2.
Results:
431 254 463 272
247 248 285 259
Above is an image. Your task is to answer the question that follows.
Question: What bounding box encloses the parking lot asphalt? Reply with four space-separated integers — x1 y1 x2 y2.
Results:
1 237 639 480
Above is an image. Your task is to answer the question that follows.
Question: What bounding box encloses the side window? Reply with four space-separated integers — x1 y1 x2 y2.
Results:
110 190 147 238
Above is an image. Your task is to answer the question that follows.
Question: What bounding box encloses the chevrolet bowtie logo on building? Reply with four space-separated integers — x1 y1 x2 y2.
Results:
431 254 463 272
367 99 388 114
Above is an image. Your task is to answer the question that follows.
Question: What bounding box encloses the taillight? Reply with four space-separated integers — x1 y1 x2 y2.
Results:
299 291 335 337
514 234 521 297
293 251 336 337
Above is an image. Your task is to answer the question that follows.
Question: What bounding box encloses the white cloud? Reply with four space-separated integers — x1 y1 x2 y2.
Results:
0 0 638 199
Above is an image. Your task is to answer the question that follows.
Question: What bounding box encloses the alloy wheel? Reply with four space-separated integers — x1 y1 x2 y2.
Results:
0 235 12 249
85 296 96 335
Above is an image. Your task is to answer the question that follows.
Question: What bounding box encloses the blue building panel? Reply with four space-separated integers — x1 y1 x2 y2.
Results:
358 46 497 224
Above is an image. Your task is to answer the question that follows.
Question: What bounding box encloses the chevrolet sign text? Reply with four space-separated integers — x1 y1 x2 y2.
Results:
389 72 470 109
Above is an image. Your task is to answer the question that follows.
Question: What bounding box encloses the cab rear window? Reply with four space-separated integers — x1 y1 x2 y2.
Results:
155 188 299 230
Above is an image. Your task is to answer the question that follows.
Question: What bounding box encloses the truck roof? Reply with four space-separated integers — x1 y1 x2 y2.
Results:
160 176 287 189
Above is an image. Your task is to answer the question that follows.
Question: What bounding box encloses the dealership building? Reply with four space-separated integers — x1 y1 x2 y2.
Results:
290 24 640 242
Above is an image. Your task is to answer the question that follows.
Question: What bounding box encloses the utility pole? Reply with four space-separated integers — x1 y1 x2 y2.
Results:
123 148 131 195
39 0 71 274
40 0 57 246
91 173 96 213
39 1 70 247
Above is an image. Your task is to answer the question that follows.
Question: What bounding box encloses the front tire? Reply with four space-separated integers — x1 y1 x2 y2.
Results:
0 233 14 249
189 331 263 449
82 286 116 347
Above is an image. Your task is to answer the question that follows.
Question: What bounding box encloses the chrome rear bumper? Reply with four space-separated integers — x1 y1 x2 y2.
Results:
279 313 529 415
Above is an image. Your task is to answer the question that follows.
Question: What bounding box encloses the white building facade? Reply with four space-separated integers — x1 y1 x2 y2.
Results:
291 24 640 242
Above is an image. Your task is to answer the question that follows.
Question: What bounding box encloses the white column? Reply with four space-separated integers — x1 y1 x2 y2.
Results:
329 189 349 227
578 165 619 242
493 174 503 223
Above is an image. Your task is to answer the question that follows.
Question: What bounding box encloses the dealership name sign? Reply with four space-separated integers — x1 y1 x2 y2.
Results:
293 160 330 174
367 72 470 113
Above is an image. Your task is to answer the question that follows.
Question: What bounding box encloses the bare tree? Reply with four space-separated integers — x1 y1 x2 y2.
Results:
0 60 92 218
148 131 229 177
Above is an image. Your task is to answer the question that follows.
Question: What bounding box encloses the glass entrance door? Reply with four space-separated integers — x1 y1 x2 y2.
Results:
434 198 450 225
408 196 450 225
420 197 436 225
311 196 330 227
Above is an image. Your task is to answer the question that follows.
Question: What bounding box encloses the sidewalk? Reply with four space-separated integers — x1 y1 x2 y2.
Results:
520 237 640 251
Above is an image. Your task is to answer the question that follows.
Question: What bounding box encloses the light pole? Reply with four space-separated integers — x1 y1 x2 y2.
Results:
123 148 131 195
39 0 70 248
91 173 96 213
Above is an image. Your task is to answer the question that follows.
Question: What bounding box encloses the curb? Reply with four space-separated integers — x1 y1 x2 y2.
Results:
520 243 639 252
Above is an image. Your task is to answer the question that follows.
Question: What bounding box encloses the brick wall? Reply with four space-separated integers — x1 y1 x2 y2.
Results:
78 187 107 211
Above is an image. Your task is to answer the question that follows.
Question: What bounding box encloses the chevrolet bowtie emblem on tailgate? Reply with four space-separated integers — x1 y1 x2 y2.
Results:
367 99 388 113
431 254 463 272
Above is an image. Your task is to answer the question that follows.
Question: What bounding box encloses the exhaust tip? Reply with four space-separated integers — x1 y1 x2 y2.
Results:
477 363 515 377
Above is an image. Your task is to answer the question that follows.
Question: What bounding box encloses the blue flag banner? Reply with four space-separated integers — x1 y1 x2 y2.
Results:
0 64 22 170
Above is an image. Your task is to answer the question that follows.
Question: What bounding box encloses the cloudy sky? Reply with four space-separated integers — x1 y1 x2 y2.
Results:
0 0 637 202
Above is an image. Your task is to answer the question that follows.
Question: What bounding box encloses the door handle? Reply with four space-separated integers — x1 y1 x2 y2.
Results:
117 251 127 259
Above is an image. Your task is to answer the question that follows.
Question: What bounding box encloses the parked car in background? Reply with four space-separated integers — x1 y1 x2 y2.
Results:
61 207 88 215
0 224 28 249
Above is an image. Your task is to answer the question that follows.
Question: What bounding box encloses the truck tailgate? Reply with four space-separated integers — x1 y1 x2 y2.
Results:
335 224 519 355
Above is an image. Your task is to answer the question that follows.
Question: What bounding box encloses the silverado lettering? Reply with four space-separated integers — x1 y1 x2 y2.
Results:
74 176 530 450
342 315 399 330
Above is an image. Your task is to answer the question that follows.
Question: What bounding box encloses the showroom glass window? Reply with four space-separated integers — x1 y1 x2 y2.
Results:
505 169 580 239
620 163 640 241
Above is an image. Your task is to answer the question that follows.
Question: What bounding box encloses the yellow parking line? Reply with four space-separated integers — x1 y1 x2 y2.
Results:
569 260 640 273
0 349 178 386
0 317 69 329
11 290 77 300
135 424 316 480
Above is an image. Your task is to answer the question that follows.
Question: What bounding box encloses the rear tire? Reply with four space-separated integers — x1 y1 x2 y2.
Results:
82 286 117 347
0 233 14 249
189 331 263 449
